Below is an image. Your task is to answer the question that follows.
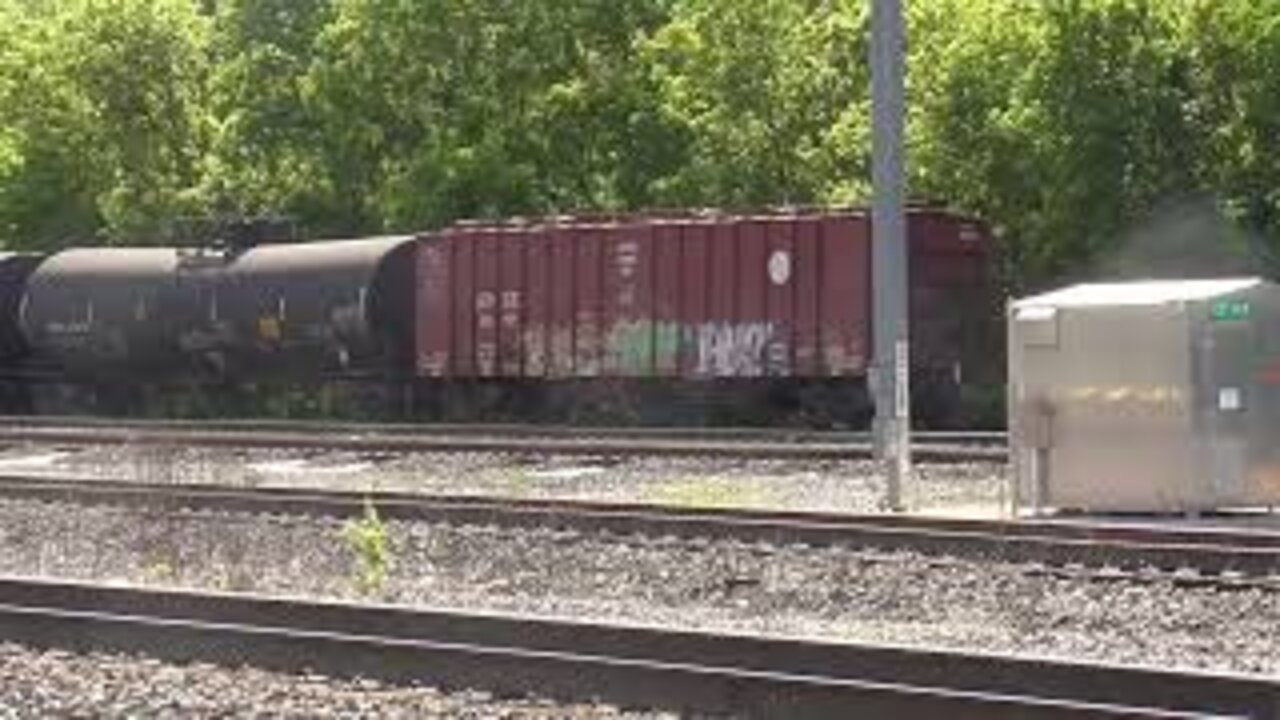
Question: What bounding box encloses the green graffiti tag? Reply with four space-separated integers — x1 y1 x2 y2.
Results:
607 320 681 374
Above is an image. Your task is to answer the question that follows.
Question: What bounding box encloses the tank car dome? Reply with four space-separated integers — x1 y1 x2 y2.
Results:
19 236 416 382
19 248 197 377
216 235 415 378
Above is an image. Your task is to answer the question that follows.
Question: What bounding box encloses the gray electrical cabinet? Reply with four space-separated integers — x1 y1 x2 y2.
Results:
1008 278 1280 513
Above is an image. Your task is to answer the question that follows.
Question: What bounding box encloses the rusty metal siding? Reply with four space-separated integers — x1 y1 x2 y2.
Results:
474 230 501 377
413 209 988 383
680 222 711 377
819 214 871 375
523 228 550 378
907 211 995 372
549 226 575 378
603 223 651 375
738 220 768 377
575 225 604 377
763 219 795 376
706 222 737 378
417 242 451 377
450 231 476 377
499 230 524 376
792 218 822 376
652 223 681 377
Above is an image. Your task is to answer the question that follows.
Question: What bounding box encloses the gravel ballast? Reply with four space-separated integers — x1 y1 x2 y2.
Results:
0 442 1006 513
0 642 673 719
0 499 1274 677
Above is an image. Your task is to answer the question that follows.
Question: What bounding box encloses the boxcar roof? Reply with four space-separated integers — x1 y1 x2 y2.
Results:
1014 278 1263 309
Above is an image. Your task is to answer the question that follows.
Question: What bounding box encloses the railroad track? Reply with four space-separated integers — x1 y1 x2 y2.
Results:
0 415 1007 461
0 414 1009 443
0 574 1272 718
2 473 1277 579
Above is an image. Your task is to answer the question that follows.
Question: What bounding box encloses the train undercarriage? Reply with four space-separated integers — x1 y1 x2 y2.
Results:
13 369 995 430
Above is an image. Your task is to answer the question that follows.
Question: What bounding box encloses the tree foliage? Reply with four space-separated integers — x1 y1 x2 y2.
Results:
1185 1 1280 241
913 0 1210 289
642 0 870 206
207 0 336 227
279 0 674 232
0 0 1278 289
0 0 209 247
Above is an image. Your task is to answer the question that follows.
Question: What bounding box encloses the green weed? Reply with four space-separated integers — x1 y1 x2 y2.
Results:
342 497 391 596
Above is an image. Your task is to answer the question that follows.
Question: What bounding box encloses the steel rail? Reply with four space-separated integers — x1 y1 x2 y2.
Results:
0 414 1008 444
1 474 1277 578
0 423 1006 461
0 575 1270 718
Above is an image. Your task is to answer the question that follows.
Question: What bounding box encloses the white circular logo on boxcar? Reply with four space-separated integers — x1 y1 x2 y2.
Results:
768 251 792 286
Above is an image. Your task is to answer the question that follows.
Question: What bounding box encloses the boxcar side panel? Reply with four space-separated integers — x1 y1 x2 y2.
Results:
737 220 768 378
819 215 871 376
575 227 604 377
549 227 576 378
499 231 524 376
416 240 452 377
474 231 500 377
523 228 550 378
631 223 658 375
652 223 682 377
908 212 995 381
413 209 988 389
680 223 711 377
704 221 742 378
763 219 795 376
603 222 654 376
792 218 822 376
600 226 623 375
451 231 477 377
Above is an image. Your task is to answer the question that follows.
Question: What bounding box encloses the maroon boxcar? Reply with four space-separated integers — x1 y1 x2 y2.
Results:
414 208 994 425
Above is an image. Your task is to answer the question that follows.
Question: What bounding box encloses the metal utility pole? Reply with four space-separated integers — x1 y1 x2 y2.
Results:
870 0 911 510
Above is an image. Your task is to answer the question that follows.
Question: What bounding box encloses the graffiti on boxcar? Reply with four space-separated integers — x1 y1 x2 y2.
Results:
823 340 867 376
523 330 546 377
694 322 778 377
606 320 681 374
550 328 574 377
604 320 788 377
575 309 601 376
766 339 790 375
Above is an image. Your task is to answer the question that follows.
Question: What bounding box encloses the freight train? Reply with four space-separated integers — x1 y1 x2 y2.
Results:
0 208 1000 427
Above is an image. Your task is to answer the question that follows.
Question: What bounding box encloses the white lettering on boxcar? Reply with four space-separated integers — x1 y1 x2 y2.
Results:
500 291 521 329
474 291 499 375
615 240 641 312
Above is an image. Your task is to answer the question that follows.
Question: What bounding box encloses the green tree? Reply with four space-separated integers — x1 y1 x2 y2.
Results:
299 0 673 233
0 0 1276 294
642 0 870 207
914 0 1205 291
207 0 338 229
0 0 211 248
1184 0 1280 256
